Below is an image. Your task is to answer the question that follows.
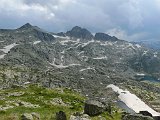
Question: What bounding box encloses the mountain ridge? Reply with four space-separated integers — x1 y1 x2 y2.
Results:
0 23 160 116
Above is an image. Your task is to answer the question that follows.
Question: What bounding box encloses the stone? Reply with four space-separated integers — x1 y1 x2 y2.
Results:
21 113 33 120
139 111 152 117
122 114 154 120
8 92 25 97
18 101 40 108
56 111 67 120
153 116 160 120
31 112 40 120
70 114 90 120
50 98 68 106
84 100 106 116
0 105 14 111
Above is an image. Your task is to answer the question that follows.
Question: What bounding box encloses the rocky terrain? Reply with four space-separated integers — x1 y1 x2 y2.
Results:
0 23 160 119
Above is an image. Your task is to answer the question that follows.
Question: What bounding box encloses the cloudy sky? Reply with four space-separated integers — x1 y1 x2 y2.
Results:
0 0 160 41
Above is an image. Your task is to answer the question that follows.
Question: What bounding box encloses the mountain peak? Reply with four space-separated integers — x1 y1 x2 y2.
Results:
71 26 82 30
66 26 94 40
94 33 118 41
19 23 33 29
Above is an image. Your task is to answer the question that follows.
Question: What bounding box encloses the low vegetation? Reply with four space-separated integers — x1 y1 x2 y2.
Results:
0 84 122 120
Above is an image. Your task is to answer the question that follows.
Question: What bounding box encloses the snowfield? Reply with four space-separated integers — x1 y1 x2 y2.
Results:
93 56 108 60
0 43 18 53
107 84 160 116
50 58 81 68
0 54 6 59
0 43 18 59
33 41 41 45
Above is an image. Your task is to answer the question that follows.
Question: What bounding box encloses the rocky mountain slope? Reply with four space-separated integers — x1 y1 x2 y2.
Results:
0 23 160 119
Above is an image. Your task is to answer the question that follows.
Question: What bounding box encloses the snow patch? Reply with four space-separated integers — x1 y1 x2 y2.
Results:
60 55 64 62
81 56 89 61
0 43 18 53
93 56 108 60
50 58 81 68
77 51 84 56
142 51 148 56
61 50 65 54
107 84 160 116
81 40 94 47
100 82 103 85
52 35 69 39
128 43 136 50
153 52 158 57
136 73 145 76
33 41 41 45
135 44 141 48
24 82 31 85
0 54 6 59
80 67 95 72
59 40 73 45
100 41 113 46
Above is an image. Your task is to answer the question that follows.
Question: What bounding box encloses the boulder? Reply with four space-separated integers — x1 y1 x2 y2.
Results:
139 111 152 117
56 111 67 120
122 114 154 120
70 114 90 120
18 101 40 108
84 100 106 116
31 112 40 120
21 113 33 120
153 116 160 120
50 98 68 106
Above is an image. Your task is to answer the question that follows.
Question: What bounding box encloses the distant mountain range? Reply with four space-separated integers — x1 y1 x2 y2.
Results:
135 40 160 50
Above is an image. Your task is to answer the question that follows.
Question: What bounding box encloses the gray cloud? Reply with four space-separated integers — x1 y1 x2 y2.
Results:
0 0 160 41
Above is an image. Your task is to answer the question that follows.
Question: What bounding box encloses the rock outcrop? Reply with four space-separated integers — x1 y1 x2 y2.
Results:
21 113 33 120
84 100 106 116
94 33 118 41
66 26 94 40
122 114 154 120
139 111 153 117
153 116 160 120
70 113 90 120
21 113 40 120
56 111 67 120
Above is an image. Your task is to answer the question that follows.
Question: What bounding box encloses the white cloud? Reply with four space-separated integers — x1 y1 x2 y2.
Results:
0 0 55 21
107 27 149 41
107 28 128 40
118 0 143 29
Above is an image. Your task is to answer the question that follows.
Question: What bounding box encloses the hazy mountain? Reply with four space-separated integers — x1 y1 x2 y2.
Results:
136 40 160 50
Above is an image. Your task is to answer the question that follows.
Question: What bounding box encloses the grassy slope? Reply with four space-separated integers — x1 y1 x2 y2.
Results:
0 84 85 120
0 84 122 120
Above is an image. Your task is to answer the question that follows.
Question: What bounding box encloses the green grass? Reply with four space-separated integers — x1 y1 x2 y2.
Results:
0 84 85 120
0 84 123 120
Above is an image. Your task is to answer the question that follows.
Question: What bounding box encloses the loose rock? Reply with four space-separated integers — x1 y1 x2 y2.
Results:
21 113 33 120
56 111 67 120
84 100 106 116
122 114 154 120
